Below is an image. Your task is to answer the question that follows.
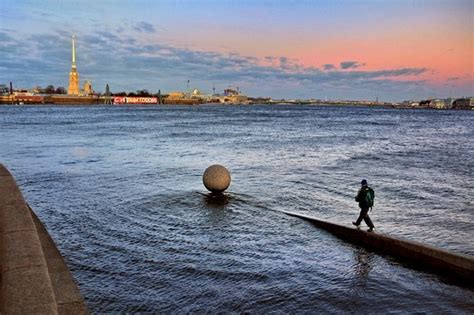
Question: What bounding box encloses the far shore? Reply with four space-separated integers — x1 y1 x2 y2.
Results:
1 102 473 111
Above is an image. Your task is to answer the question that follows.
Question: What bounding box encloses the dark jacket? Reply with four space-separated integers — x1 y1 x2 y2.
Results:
355 186 374 209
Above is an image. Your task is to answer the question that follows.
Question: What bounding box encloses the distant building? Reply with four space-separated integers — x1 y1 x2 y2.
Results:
216 88 249 104
419 100 431 107
444 98 453 109
402 100 420 107
0 84 8 94
452 97 474 110
83 80 93 95
167 92 186 100
189 88 213 102
430 99 445 109
12 89 32 96
163 91 202 105
29 86 42 94
224 88 239 96
228 94 248 104
0 95 14 103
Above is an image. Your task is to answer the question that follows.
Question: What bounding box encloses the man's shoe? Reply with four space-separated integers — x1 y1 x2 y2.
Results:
367 228 374 232
352 222 360 227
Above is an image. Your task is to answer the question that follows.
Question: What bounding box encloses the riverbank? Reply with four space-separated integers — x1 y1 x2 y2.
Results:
0 164 88 314
1 94 472 109
1 102 473 111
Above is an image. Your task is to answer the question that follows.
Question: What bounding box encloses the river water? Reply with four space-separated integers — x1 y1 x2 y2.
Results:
1 105 473 313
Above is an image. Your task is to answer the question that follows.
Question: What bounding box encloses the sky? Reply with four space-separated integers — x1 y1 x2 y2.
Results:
0 0 472 101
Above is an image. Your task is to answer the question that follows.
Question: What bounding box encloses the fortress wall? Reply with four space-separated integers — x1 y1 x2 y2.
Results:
283 211 474 285
0 164 88 314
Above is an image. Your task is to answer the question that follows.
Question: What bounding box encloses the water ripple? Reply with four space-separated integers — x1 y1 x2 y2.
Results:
1 105 473 313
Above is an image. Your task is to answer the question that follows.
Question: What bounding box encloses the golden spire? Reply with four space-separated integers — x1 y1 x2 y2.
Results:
72 35 76 68
68 34 80 95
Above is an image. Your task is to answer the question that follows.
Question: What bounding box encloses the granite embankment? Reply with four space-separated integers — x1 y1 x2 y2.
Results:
0 164 88 314
283 211 474 287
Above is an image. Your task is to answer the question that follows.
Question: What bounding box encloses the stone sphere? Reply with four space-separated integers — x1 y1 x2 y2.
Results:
203 165 231 192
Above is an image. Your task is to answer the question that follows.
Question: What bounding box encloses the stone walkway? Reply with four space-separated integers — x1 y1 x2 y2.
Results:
0 164 88 314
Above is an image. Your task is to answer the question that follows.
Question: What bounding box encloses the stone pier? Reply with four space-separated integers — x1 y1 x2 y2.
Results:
283 211 474 286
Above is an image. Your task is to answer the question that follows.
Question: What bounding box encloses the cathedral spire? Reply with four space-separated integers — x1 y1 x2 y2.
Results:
72 35 76 68
68 35 80 95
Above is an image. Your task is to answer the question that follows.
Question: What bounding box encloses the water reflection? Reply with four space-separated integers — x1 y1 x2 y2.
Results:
202 192 230 208
353 249 375 279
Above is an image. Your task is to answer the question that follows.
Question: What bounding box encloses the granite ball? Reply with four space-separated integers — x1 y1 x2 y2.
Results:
203 165 231 192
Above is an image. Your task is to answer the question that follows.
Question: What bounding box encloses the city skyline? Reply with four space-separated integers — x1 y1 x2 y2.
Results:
0 0 472 101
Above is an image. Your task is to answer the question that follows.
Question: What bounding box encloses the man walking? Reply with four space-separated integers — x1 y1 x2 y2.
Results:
353 179 375 232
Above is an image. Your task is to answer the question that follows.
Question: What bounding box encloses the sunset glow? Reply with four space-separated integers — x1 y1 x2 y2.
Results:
0 0 472 101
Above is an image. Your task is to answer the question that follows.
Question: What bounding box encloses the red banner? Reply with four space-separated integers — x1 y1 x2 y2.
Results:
113 97 158 104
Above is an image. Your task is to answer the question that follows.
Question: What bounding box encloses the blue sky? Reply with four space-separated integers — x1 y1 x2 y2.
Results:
0 0 472 101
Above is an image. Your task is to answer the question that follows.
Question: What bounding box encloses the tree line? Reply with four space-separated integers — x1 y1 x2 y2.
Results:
42 85 67 94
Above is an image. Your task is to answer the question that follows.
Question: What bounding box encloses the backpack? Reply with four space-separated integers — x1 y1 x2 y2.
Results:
365 187 375 207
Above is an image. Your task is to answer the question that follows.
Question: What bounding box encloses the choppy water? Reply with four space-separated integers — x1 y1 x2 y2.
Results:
1 105 473 313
